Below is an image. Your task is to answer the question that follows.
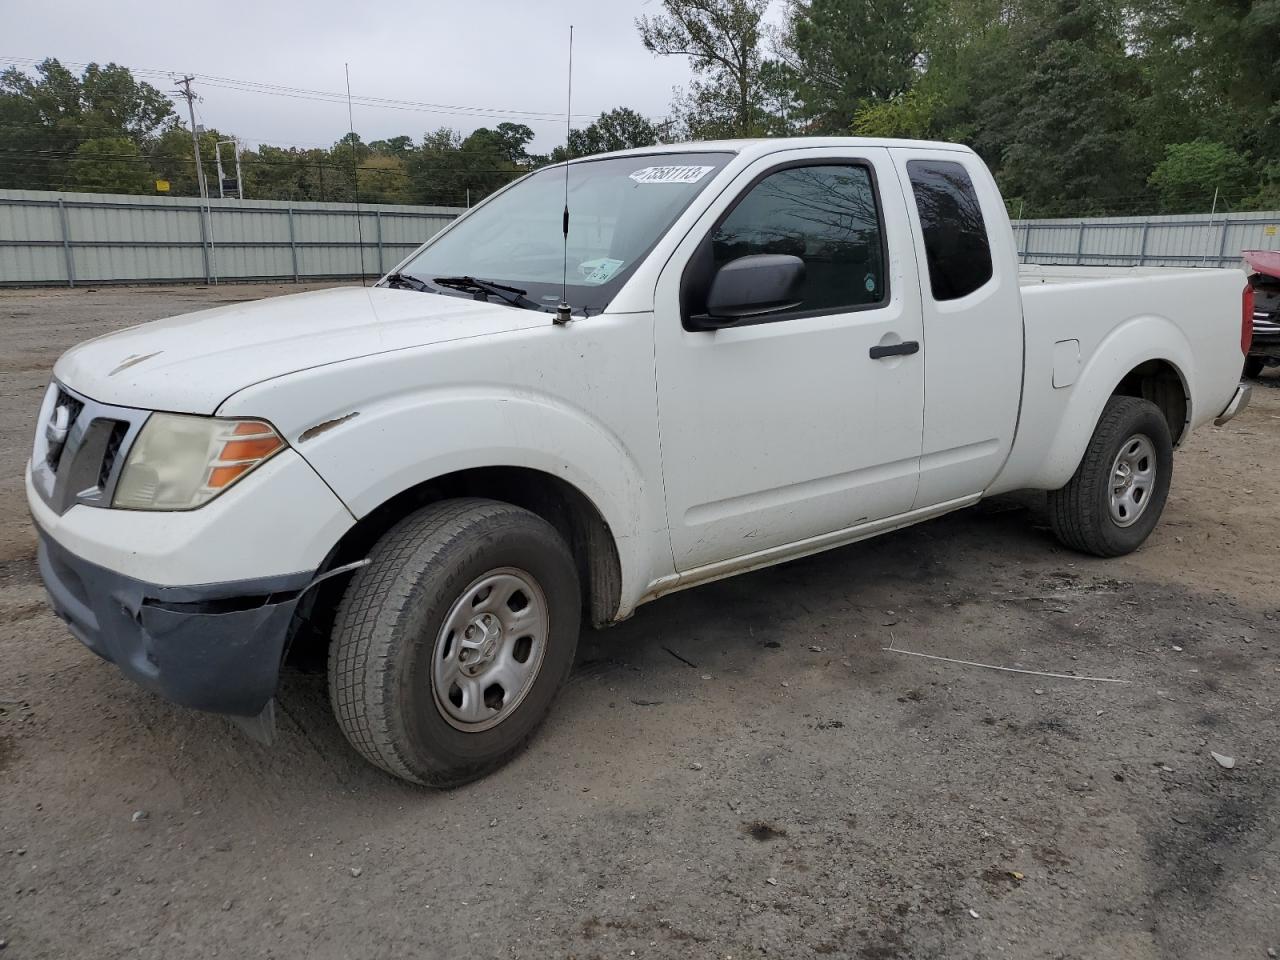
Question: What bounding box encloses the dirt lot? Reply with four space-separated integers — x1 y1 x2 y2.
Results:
1 284 1277 960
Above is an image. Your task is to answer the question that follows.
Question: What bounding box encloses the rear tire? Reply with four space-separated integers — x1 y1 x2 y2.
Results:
1243 356 1265 379
328 498 580 786
1048 396 1172 557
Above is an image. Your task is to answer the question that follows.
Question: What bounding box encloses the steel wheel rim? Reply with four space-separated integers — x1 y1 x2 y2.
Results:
1108 433 1157 528
431 567 549 732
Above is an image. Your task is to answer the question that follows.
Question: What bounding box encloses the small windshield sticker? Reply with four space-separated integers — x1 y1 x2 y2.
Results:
629 165 714 185
579 257 625 285
864 273 876 293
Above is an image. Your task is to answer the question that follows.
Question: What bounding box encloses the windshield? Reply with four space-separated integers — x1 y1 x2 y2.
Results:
397 152 733 314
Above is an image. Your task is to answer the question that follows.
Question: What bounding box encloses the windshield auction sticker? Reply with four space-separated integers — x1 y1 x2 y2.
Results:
579 258 625 285
629 165 714 185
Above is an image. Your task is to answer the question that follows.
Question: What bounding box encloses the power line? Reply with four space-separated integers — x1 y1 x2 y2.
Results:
0 54 602 124
0 146 535 179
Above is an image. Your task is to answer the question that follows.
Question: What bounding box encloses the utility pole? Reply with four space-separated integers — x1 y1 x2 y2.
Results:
173 77 208 201
173 75 217 283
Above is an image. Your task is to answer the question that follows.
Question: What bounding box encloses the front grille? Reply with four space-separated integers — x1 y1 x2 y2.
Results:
98 421 130 489
45 388 84 472
32 383 149 516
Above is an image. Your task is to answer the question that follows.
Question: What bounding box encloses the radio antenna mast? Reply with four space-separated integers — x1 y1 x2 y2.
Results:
554 25 574 325
346 63 367 286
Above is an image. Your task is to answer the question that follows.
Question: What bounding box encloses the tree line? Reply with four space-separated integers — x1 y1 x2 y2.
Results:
641 0 1279 216
2 0 1277 217
0 60 660 207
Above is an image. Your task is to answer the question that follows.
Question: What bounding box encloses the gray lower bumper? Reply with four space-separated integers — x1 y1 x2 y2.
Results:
36 529 313 718
1214 382 1252 426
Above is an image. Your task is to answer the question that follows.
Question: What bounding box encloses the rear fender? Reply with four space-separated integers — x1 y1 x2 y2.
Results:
1032 315 1193 490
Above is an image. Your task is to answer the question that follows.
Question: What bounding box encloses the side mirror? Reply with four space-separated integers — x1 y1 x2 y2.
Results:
689 254 806 330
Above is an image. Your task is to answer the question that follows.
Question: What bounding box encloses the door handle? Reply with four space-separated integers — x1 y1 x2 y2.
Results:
869 340 920 360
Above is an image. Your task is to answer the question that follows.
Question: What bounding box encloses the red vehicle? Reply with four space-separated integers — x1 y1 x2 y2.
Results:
1243 250 1280 379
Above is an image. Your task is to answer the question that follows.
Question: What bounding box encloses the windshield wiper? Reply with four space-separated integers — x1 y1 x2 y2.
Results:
432 275 541 311
382 271 433 292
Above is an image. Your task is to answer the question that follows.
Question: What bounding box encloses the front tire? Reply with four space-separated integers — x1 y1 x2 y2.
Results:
328 498 581 786
1243 356 1265 379
1048 396 1173 557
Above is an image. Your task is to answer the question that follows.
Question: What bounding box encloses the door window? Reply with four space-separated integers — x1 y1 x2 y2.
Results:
697 163 888 320
905 160 993 301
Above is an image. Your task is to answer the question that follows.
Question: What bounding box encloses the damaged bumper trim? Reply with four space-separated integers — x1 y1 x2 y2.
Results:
36 528 314 718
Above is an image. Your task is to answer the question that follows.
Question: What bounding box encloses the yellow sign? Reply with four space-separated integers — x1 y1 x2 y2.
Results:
1265 225 1278 237
155 179 171 193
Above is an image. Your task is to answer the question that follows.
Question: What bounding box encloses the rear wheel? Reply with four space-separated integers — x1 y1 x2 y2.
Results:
1048 396 1173 557
328 498 580 786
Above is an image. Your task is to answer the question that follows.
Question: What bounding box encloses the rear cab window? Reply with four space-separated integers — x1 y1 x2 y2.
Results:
906 159 993 301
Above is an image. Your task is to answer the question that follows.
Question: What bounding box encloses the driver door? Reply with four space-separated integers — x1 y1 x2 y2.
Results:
653 148 926 573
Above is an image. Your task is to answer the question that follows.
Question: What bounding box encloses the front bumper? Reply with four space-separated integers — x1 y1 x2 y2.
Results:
36 527 312 718
1214 382 1252 427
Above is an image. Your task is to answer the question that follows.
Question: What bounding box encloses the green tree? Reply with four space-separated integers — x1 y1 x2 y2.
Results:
67 136 153 193
1134 0 1280 161
368 135 414 158
406 128 470 205
1147 139 1254 211
904 0 1019 146
359 154 414 204
148 125 236 197
76 62 176 141
637 0 774 137
549 107 658 162
0 58 176 190
851 88 941 138
776 0 927 133
1255 161 1280 209
975 0 1152 216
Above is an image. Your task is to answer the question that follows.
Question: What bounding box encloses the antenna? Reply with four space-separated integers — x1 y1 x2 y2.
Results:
554 25 574 325
346 63 367 286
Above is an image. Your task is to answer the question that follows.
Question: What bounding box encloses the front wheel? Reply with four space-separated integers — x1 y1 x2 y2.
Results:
1047 396 1173 557
1243 356 1265 379
328 498 581 786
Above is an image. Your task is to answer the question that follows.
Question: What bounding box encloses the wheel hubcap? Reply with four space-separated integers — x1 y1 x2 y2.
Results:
431 567 548 732
1109 433 1156 528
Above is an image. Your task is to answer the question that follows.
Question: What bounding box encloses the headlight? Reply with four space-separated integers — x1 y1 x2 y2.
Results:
113 414 285 511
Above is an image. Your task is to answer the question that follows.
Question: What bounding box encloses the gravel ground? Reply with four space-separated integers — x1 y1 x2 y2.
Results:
1 284 1277 960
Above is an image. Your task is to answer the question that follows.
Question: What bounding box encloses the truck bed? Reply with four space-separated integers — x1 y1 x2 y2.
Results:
989 263 1247 495
1017 264 1224 286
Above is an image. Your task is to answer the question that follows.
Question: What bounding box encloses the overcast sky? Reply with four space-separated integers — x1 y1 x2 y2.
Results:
1 0 765 153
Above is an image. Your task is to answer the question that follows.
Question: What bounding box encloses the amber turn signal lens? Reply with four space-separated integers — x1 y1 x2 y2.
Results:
208 421 284 490
208 463 253 488
220 436 284 461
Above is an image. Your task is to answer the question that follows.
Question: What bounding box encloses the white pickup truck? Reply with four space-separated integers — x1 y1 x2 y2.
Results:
28 138 1252 785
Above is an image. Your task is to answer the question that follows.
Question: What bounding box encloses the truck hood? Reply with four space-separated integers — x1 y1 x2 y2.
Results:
53 286 547 414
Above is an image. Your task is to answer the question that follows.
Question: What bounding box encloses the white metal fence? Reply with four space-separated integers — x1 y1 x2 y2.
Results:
1012 210 1280 268
0 189 464 286
4 188 1278 286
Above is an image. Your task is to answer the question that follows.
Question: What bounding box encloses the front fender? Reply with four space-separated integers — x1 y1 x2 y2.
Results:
1034 314 1193 490
250 383 653 612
